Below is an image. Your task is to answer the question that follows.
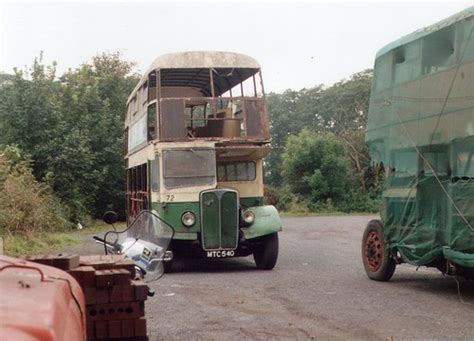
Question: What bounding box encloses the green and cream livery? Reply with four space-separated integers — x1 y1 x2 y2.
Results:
124 52 282 270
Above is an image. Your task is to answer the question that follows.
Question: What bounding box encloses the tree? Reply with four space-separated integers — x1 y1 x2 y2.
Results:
266 70 373 188
56 52 139 219
0 53 139 221
282 129 347 205
0 56 61 179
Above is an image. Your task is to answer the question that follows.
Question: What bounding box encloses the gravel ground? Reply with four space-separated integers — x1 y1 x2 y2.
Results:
69 215 474 340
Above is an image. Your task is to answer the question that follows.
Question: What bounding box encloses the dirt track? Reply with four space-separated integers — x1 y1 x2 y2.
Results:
71 215 474 340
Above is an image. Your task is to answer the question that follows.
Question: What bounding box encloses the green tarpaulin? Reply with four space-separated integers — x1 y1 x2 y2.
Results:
366 7 474 268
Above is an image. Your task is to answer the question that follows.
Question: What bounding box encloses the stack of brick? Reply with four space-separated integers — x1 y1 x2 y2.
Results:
28 254 150 341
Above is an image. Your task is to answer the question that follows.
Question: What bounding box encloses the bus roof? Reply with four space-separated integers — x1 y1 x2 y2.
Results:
147 51 260 70
375 6 474 59
128 51 261 104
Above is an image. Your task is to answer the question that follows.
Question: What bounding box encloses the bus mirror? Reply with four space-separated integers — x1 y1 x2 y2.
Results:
103 211 118 225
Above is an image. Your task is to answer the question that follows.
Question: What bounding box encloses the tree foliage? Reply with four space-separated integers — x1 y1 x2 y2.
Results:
267 69 373 184
282 130 347 203
267 69 380 212
0 145 68 235
0 53 139 221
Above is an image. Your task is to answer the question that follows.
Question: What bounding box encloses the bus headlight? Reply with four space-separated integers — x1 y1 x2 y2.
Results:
242 210 255 224
181 211 196 227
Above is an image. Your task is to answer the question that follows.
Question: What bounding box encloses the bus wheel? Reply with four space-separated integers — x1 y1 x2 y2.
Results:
253 233 279 270
362 220 396 281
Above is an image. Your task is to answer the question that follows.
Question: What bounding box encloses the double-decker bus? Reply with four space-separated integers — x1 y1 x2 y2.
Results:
363 7 474 280
124 51 282 271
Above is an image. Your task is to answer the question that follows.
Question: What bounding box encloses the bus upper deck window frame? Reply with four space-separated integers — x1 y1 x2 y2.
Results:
217 161 256 182
421 25 456 75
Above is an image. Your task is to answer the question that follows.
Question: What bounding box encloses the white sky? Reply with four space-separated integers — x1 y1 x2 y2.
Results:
1 1 472 92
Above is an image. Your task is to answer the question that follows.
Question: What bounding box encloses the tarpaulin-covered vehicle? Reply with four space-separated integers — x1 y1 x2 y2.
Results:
362 7 474 280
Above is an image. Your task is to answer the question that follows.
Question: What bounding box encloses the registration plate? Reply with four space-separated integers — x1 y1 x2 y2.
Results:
206 250 235 258
141 247 152 261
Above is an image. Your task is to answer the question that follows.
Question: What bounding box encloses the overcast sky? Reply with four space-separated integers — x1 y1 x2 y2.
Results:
1 1 472 92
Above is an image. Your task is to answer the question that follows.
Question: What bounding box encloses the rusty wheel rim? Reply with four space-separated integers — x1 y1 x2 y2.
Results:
365 231 383 272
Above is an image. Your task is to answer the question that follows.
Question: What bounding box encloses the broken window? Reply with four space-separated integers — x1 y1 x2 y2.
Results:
148 71 157 102
128 114 147 150
126 163 148 219
147 103 156 141
422 26 456 74
393 41 421 85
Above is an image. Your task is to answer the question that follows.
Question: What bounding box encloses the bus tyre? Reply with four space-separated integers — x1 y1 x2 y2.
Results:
362 219 396 281
253 233 279 270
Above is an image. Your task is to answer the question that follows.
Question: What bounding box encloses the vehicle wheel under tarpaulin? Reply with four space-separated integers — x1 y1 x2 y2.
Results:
362 219 396 281
253 233 279 270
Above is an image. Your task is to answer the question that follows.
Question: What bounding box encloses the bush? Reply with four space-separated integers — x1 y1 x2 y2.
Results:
337 190 381 213
0 146 69 236
282 129 347 205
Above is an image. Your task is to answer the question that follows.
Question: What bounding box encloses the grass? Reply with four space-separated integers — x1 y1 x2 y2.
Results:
280 210 378 217
3 232 80 258
2 221 126 258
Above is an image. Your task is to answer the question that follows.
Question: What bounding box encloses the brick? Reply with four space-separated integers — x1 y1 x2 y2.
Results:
86 321 94 340
69 265 96 288
95 269 114 288
113 262 136 279
68 268 83 287
87 302 145 321
122 285 135 302
28 254 54 266
82 266 97 288
108 320 122 339
80 255 115 270
113 268 131 286
132 280 149 301
109 286 123 303
121 319 134 338
84 287 97 305
134 318 147 337
95 320 108 339
52 253 79 271
96 289 109 304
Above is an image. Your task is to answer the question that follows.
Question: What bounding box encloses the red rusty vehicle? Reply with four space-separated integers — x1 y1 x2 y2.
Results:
0 255 86 340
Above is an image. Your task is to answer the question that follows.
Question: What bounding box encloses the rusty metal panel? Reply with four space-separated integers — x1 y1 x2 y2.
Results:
244 98 269 139
160 99 187 140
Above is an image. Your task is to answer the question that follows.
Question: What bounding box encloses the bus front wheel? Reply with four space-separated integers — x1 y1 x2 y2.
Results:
253 233 279 270
362 219 396 281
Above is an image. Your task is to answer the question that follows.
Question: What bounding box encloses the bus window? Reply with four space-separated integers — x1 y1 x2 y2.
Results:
392 41 421 85
217 161 256 181
422 25 456 74
126 163 148 218
421 151 449 177
151 157 160 192
147 103 156 141
162 149 216 189
392 149 418 177
128 114 147 151
454 150 474 177
148 71 157 102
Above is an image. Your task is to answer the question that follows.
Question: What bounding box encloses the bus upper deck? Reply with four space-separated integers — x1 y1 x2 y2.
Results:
125 51 270 155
